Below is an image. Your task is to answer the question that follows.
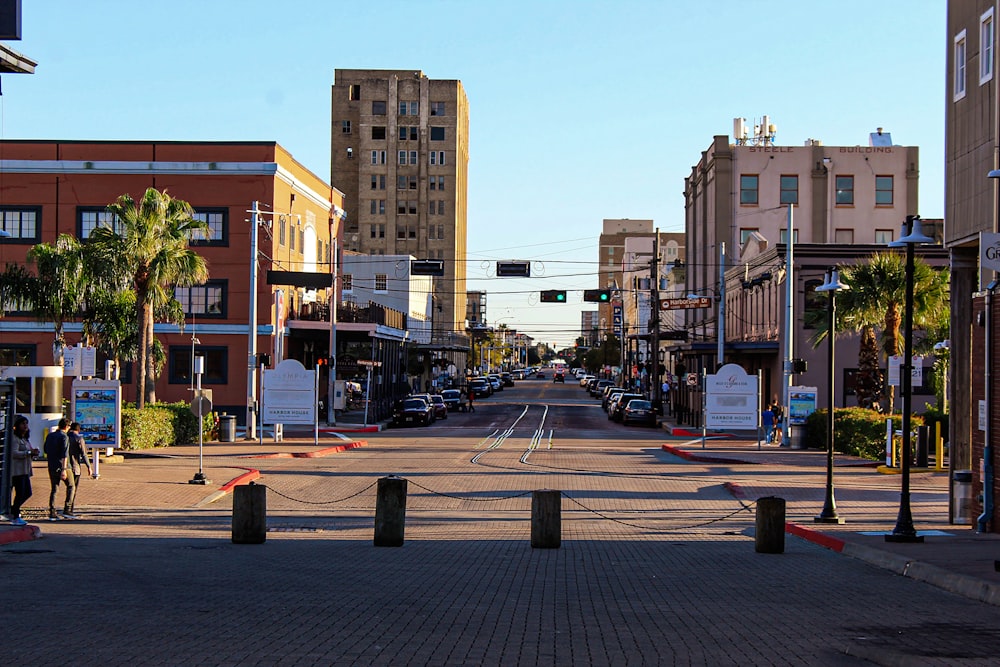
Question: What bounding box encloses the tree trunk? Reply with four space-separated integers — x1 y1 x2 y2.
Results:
136 299 150 409
145 315 156 405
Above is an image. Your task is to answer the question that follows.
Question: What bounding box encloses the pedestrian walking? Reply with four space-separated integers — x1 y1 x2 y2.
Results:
771 400 784 445
467 387 475 412
661 378 671 415
9 416 39 526
762 405 775 444
66 422 91 517
43 417 76 521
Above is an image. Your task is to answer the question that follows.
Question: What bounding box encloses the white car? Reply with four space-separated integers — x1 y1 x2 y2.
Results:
579 374 595 387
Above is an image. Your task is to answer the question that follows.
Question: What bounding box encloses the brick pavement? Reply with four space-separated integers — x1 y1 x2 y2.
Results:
4 422 1000 664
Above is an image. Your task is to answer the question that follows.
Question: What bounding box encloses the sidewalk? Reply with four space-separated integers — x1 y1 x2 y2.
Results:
659 431 1000 607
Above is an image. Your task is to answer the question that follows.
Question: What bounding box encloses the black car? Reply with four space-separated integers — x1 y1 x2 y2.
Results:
609 393 644 421
501 372 514 387
553 370 565 383
441 389 468 412
468 378 491 399
392 398 435 427
622 399 657 427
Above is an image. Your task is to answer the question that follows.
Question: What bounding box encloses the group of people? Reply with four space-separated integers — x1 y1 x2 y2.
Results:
9 416 91 526
761 400 785 445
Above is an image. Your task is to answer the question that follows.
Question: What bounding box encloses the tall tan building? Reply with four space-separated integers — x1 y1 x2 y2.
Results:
331 69 469 335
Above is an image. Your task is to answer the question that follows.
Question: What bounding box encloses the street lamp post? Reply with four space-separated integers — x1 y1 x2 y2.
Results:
886 215 933 543
815 268 847 524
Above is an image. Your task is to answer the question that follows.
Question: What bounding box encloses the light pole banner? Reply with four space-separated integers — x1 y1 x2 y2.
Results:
705 363 758 429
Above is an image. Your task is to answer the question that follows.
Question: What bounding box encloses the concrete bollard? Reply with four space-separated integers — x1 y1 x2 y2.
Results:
374 476 407 547
755 496 785 554
531 489 561 549
232 482 267 544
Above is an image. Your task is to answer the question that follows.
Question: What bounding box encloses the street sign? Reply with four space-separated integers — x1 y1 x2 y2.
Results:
357 360 383 368
686 373 699 387
660 297 711 310
190 389 213 416
496 261 530 277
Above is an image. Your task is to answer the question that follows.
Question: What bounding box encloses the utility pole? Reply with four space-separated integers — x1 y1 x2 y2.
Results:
651 228 661 413
246 201 260 440
717 241 726 369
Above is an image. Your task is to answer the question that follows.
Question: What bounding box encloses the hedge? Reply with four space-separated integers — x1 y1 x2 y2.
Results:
120 402 218 450
803 407 924 461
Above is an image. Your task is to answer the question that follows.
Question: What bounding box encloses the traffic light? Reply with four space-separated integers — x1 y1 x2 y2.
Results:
540 290 567 303
583 289 611 302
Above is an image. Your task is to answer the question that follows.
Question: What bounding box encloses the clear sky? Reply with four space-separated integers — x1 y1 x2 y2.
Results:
6 0 945 349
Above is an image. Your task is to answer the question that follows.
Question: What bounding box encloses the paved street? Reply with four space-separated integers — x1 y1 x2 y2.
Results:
4 379 1000 666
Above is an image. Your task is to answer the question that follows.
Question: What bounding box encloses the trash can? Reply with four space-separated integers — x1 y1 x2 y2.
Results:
953 470 974 525
219 414 237 443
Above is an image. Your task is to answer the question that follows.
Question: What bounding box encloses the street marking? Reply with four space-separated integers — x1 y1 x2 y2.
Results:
472 406 530 464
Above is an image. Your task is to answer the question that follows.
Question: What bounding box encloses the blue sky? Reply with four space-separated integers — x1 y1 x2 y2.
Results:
6 0 945 348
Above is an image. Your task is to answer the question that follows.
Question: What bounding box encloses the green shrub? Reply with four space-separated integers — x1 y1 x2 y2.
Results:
921 407 949 442
120 402 218 450
803 407 923 461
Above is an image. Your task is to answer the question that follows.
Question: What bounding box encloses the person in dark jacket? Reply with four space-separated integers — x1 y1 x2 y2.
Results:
66 422 90 517
9 416 39 526
43 418 75 520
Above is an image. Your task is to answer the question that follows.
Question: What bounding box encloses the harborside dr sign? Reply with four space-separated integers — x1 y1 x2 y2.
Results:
705 363 758 429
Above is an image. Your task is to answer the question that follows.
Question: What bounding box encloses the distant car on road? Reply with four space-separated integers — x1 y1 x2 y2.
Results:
468 377 491 398
487 374 503 391
392 398 435 427
501 372 514 387
441 389 468 412
553 370 565 383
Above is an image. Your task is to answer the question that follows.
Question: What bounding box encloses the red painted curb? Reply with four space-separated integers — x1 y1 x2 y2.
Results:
250 440 367 459
0 524 42 545
660 443 758 465
786 522 847 553
218 468 261 494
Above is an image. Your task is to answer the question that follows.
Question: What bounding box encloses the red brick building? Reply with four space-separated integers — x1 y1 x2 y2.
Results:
0 140 344 424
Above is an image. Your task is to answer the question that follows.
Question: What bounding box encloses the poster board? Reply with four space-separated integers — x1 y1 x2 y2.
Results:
70 378 122 448
262 359 316 425
705 363 758 429
788 386 818 426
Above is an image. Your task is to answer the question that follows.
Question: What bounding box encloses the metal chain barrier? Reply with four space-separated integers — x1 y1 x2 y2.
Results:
263 479 379 505
559 491 757 532
405 478 535 502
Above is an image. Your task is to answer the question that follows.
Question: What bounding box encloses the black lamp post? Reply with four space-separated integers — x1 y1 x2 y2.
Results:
886 215 933 543
815 268 847 524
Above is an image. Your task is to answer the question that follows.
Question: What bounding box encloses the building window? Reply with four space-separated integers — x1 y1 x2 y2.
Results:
983 9 995 84
739 228 759 244
955 29 968 100
803 279 824 330
378 175 386 190
378 223 385 238
437 224 444 239
398 175 416 190
399 126 417 141
174 281 226 317
371 126 386 140
835 176 854 205
398 150 407 165
371 150 386 165
341 120 351 134
399 101 418 115
188 209 226 245
875 175 894 206
428 225 437 239
779 175 798 205
409 151 417 165
834 229 854 244
0 345 34 366
739 175 759 205
430 176 445 191
779 229 799 244
349 84 361 101
78 208 122 239
371 175 378 190
290 225 296 250
437 201 445 215
0 207 41 242
430 102 445 116
342 274 353 291
375 274 387 292
430 127 445 141
875 229 894 244
169 346 227 385
370 224 377 238
279 217 286 245
429 201 436 216
372 100 386 115
430 151 446 166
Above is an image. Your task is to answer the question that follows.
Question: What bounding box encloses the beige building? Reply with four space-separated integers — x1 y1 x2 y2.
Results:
580 311 599 345
331 69 469 336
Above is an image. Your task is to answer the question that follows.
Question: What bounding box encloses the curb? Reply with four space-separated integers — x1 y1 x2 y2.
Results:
250 440 367 459
0 524 42 546
197 467 261 507
319 425 381 433
667 426 736 438
661 443 757 465
787 521 1000 608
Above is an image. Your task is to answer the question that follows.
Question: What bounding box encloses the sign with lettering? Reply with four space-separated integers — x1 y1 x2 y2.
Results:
262 359 316 424
705 363 758 429
982 232 1000 273
661 297 711 310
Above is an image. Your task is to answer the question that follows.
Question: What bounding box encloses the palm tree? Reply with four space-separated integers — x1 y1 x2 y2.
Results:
834 252 949 413
90 188 208 408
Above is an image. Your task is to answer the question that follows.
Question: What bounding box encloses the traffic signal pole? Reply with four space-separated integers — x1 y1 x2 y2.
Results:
651 229 661 414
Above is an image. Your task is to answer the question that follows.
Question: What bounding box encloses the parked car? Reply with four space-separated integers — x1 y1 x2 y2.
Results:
428 394 449 420
603 387 627 411
535 370 545 379
590 379 614 397
392 398 435 427
622 399 657 427
501 372 514 387
441 389 468 412
468 377 491 398
488 374 503 391
579 374 595 387
609 393 644 421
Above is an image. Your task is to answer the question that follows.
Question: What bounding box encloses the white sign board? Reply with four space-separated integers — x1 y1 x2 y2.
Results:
63 346 97 377
982 232 1000 272
705 363 758 429
888 355 923 387
262 359 316 424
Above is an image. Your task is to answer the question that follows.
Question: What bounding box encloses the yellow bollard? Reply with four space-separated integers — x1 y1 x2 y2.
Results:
935 422 945 471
